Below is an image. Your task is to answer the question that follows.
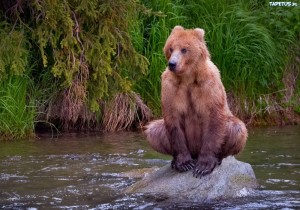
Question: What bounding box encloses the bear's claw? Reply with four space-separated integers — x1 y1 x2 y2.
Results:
193 156 218 178
171 159 195 172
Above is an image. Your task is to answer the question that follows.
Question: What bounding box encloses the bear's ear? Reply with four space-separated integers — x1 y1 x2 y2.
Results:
171 25 184 34
194 28 205 41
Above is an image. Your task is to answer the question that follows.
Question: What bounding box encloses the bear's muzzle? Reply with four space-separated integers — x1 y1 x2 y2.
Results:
168 61 177 71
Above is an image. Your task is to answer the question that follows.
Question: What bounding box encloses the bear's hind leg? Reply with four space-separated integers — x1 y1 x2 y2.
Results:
222 117 248 158
144 119 172 155
144 119 194 172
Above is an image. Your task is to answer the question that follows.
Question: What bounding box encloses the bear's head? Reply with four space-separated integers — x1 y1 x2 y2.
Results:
163 26 210 75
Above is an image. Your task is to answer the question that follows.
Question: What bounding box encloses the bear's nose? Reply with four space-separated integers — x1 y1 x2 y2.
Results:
168 61 177 71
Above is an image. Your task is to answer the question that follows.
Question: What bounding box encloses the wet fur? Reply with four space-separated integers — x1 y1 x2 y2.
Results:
144 26 247 178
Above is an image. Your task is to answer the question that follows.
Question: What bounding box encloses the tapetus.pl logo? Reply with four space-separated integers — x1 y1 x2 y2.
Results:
269 1 298 6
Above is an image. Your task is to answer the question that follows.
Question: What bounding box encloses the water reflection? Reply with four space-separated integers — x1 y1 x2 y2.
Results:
0 126 299 209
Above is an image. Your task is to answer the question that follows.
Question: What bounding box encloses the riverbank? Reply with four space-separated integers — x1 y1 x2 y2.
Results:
0 0 299 140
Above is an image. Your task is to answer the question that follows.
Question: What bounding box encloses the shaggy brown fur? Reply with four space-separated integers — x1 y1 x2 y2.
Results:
144 26 247 178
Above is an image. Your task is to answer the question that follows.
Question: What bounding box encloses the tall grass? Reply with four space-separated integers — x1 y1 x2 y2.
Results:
0 76 36 140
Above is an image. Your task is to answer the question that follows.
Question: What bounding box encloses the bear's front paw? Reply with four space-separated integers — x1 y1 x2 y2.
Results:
193 155 219 178
171 154 195 172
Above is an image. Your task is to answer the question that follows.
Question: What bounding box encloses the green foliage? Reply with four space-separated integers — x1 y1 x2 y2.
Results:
0 22 35 140
182 1 282 98
30 0 149 111
0 22 29 80
0 76 36 140
0 0 150 137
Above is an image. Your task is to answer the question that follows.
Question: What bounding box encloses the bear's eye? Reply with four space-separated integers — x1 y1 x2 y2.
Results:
169 48 173 53
181 48 187 54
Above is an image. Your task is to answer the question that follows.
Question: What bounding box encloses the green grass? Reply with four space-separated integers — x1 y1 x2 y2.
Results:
183 1 283 108
0 76 36 140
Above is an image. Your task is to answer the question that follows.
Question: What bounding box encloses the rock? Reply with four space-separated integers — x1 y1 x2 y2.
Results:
125 156 258 202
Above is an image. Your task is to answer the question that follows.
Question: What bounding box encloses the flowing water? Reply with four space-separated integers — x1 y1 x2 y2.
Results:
0 126 299 209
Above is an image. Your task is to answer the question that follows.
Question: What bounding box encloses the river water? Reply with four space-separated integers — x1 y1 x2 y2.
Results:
0 126 299 209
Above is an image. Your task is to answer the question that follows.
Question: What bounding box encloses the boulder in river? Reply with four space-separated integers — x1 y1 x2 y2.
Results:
125 156 258 202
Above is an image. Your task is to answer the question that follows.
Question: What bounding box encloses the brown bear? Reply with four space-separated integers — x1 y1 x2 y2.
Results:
144 26 248 178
